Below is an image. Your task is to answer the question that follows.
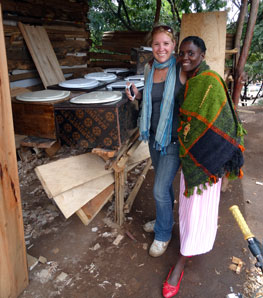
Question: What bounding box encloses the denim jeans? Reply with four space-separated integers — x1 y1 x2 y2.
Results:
149 135 180 242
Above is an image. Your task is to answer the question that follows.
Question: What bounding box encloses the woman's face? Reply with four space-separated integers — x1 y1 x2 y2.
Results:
178 41 205 74
151 32 175 64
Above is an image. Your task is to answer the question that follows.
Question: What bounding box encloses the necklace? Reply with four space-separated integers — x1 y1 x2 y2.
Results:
155 68 168 82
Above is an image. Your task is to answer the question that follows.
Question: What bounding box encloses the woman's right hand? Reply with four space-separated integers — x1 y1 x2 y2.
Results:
125 82 141 101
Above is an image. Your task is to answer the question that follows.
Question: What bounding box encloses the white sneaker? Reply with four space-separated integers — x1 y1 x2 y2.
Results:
143 220 175 233
149 239 171 257
143 219 156 233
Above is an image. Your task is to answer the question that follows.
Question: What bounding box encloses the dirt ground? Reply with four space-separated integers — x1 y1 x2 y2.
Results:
18 105 263 298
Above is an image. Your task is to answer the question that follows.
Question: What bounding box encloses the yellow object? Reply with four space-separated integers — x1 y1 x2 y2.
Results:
229 205 255 240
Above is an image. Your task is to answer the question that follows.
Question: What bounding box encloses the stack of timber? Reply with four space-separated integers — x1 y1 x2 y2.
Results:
89 31 149 69
2 0 91 92
91 29 235 74
35 142 150 226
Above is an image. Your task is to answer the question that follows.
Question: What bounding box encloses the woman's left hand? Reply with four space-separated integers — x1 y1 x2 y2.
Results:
125 82 141 101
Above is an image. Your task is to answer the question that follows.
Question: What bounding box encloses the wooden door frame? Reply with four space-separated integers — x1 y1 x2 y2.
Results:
0 5 28 298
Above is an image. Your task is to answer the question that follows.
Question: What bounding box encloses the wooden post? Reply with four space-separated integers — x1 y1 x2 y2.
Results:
124 158 152 213
0 5 28 298
114 170 125 226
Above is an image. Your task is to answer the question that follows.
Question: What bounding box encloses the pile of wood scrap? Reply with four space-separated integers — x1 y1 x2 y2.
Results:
229 256 244 274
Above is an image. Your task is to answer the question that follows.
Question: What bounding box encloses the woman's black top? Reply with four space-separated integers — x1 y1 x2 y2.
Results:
150 64 183 142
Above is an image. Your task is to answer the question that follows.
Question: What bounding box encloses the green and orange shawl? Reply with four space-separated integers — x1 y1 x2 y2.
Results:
178 62 246 197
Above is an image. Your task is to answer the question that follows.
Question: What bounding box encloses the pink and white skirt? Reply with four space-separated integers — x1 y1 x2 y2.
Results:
179 171 222 256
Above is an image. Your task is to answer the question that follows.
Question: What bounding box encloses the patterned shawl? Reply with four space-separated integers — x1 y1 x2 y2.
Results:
178 61 246 197
140 56 176 153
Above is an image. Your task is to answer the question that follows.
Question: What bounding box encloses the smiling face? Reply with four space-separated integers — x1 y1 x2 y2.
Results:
151 32 175 64
178 41 205 76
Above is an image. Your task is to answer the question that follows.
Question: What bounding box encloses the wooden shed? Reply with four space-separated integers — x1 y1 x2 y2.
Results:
1 2 151 297
1 1 243 297
1 1 92 297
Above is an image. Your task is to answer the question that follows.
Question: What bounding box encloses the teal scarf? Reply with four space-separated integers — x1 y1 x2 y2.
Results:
140 56 177 153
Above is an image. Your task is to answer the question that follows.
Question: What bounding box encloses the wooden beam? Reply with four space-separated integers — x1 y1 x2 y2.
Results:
0 5 28 297
115 170 125 225
79 184 114 226
124 158 152 213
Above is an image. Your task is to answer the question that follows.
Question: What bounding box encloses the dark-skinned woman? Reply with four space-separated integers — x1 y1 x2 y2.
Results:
162 36 246 297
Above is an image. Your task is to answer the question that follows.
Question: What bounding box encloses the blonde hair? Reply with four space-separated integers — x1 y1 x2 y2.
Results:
146 24 176 46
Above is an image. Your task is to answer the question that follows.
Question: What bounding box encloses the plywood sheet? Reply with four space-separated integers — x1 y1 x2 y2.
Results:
35 153 113 198
179 11 227 77
54 173 114 219
18 22 65 88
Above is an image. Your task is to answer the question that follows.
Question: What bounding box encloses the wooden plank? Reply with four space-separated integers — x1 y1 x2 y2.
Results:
59 55 88 66
2 0 88 22
116 139 142 171
124 158 152 213
76 183 114 226
51 39 91 51
45 141 61 157
10 87 31 97
92 148 117 161
179 11 227 77
9 67 95 83
9 71 39 82
35 153 113 198
20 136 57 149
0 5 28 297
18 22 65 88
8 59 35 70
89 52 131 61
97 45 132 55
115 170 125 225
53 173 114 219
88 60 131 68
76 209 90 225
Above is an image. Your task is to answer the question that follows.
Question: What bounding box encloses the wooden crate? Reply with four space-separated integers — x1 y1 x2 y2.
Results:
54 97 139 149
11 99 60 139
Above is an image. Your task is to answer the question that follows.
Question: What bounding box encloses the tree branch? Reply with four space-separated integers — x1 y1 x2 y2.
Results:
105 0 134 31
167 0 181 25
154 0 162 24
118 0 132 28
234 0 248 64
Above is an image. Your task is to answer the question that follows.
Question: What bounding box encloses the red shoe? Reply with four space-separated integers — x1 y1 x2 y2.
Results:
162 267 184 298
